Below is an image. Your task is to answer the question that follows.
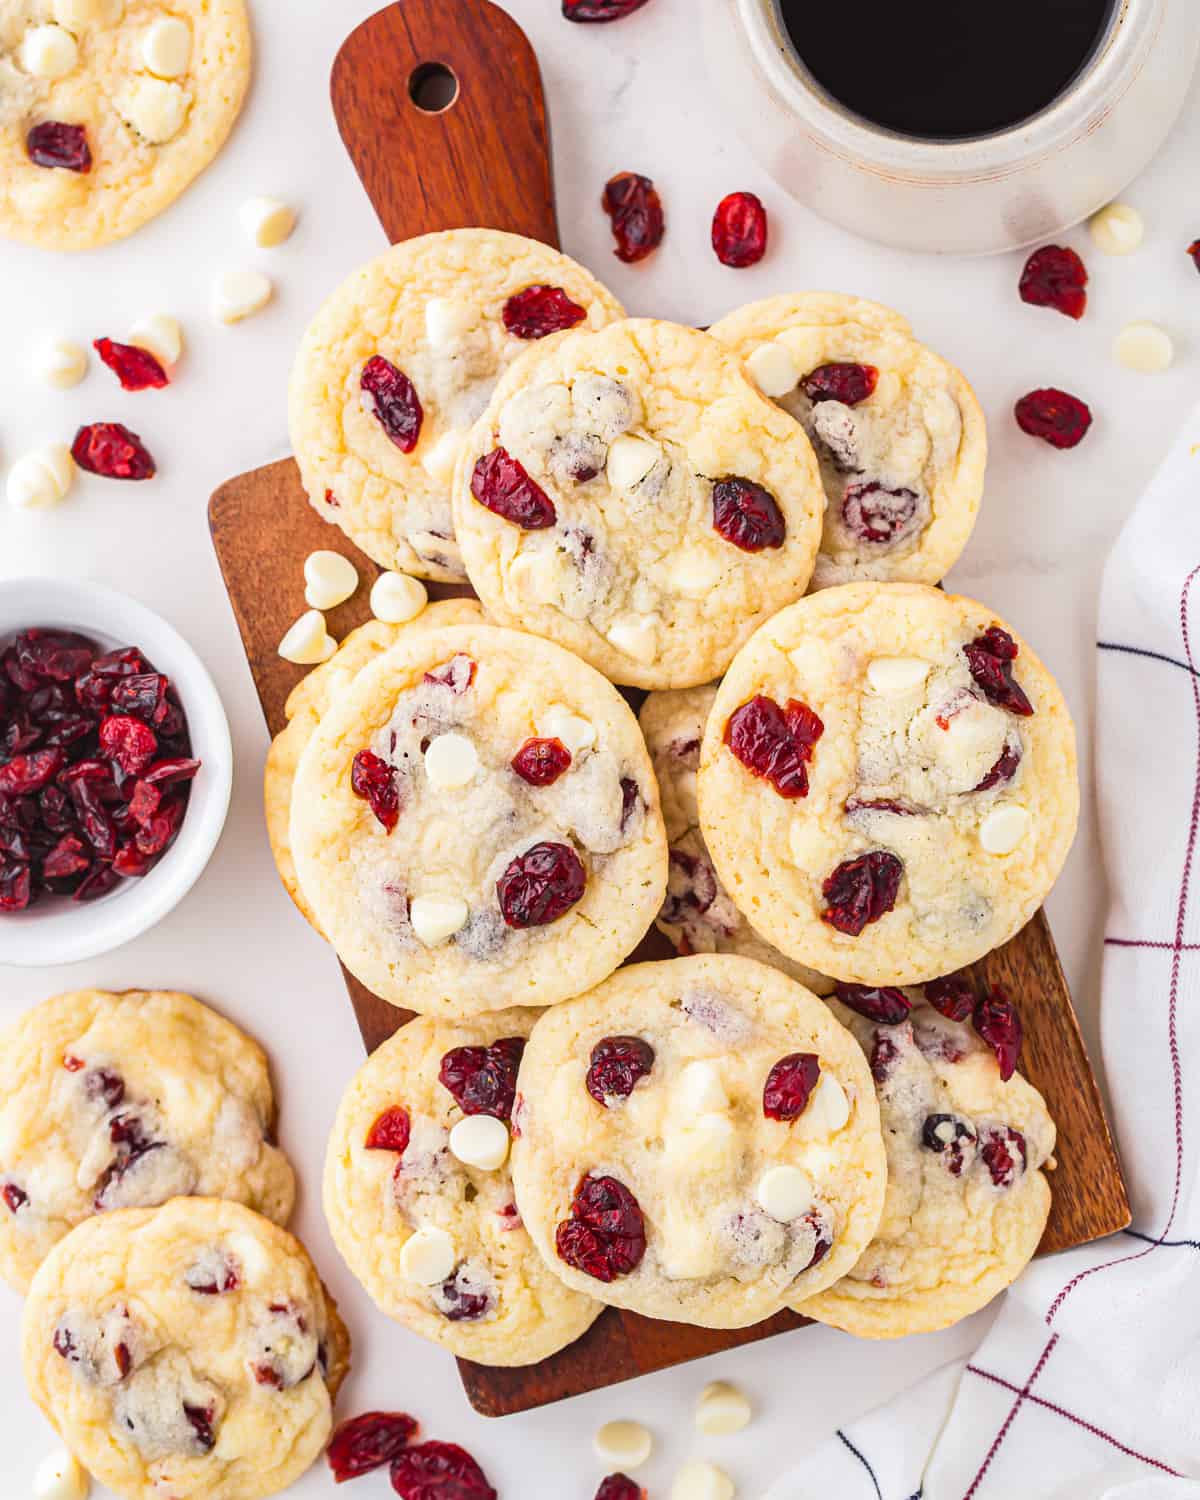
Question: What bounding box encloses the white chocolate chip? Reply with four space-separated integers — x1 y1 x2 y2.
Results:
277 610 333 665
538 705 595 755
34 336 87 389
7 446 74 510
695 1381 752 1436
1114 321 1174 373
239 195 296 248
979 804 1031 855
745 340 800 398
127 313 182 368
449 1115 510 1172
410 895 469 946
606 615 659 665
425 297 475 347
118 77 189 143
21 24 78 78
424 732 479 789
34 1448 90 1500
671 1459 735 1500
685 1112 737 1166
53 0 121 25
509 549 561 606
795 1073 849 1137
676 1060 727 1114
303 550 358 610
1089 202 1144 256
606 433 660 491
371 570 427 624
212 269 273 325
399 1226 457 1285
141 15 191 76
594 1420 653 1470
755 1164 814 1222
866 656 930 695
668 548 722 598
421 430 464 484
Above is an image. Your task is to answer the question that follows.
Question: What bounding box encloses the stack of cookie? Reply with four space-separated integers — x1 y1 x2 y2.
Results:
269 229 1077 1364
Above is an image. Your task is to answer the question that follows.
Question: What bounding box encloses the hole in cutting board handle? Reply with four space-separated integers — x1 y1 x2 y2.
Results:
409 61 460 113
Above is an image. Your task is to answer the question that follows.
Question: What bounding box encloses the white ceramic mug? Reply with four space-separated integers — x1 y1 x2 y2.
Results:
703 0 1200 254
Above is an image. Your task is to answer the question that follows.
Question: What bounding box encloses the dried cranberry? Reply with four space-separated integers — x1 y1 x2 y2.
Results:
99 715 158 776
390 1441 497 1500
469 448 557 529
601 172 664 263
979 1126 1027 1188
844 795 922 817
184 1404 217 1451
439 1037 524 1119
974 742 1022 791
141 756 201 786
497 841 585 927
2 1183 28 1213
351 749 401 832
437 1270 492 1322
595 1478 644 1500
114 1342 132 1378
921 1113 975 1175
1189 240 1200 273
841 481 918 545
75 864 120 902
724 695 823 799
511 737 571 786
43 834 89 879
72 423 156 480
52 1324 77 1361
361 356 423 453
1014 388 1092 449
15 630 94 682
329 1411 419 1483
26 121 91 171
973 988 1023 1081
802 363 879 406
555 1174 646 1282
835 982 911 1025
502 284 587 339
762 1052 820 1120
586 1036 654 1104
186 1261 240 1295
711 191 767 268
711 475 786 551
660 848 718 925
821 850 903 935
924 975 975 1023
94 338 168 392
962 628 1033 716
619 777 640 830
564 0 651 18
1019 245 1087 319
869 1033 900 1084
132 795 184 856
424 655 476 693
365 1106 411 1153
0 748 64 795
109 673 168 720
253 1364 284 1389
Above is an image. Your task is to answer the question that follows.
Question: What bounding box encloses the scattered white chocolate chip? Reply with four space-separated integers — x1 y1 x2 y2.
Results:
684 1112 736 1166
606 433 660 491
420 430 464 484
979 804 1031 855
53 0 121 25
606 615 659 665
755 1164 814 1223
425 297 475 347
668 548 722 598
539 705 595 755
671 1459 735 1500
745 340 799 398
127 313 183 368
240 195 296 248
399 1226 457 1285
212 269 273 325
21 24 78 78
119 77 189 143
449 1115 510 1172
277 610 334 665
141 15 191 76
1089 202 1144 256
1114 321 1174 373
410 895 469 947
676 1060 727 1114
33 1448 90 1500
594 1420 653 1470
509 549 561 606
370 570 427 624
695 1381 752 1436
34 337 87 389
424 732 479 789
303 550 358 610
796 1072 849 1136
867 656 930 695
7 445 74 510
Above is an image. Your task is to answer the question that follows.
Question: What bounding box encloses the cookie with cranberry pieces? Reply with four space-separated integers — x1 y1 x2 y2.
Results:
509 954 886 1327
452 317 825 689
699 583 1078 986
0 988 296 1293
710 293 986 589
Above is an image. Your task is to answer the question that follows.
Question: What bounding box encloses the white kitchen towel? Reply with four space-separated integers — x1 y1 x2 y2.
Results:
767 405 1200 1498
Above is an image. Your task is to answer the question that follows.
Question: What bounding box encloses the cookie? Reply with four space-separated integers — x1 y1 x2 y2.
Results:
289 621 668 1017
709 293 985 589
795 979 1054 1337
324 1007 600 1365
698 583 1078 985
639 685 833 997
22 1197 349 1500
509 955 886 1328
0 988 295 1294
288 230 624 583
452 317 825 689
0 0 251 251
264 598 485 935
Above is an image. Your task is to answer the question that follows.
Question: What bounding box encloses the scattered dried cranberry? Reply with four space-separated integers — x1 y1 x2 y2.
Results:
619 777 640 830
186 1260 240 1295
497 841 585 927
586 1036 654 1104
71 422 156 480
438 1270 492 1322
974 742 1021 791
350 749 401 832
424 655 476 693
724 694 823 799
802 363 878 406
841 481 918 545
511 737 571 786
711 476 786 551
439 1038 524 1119
328 1411 419 1483
835 982 911 1025
979 1126 1027 1188
1189 240 1200 273
184 1404 217 1452
924 975 975 1023
601 172 664 263
1019 245 1087 319
973 987 1023 1081
556 1174 646 1282
869 1033 900 1084
470 448 557 529
711 191 768 268
94 338 168 392
390 1440 497 1500
26 121 91 171
564 0 651 18
821 850 903 935
365 1106 411 1153
361 356 423 453
962 627 1033 716
595 1478 644 1500
762 1052 820 1120
502 284 587 339
1014 388 1092 449
2 1183 28 1214
921 1113 975 1175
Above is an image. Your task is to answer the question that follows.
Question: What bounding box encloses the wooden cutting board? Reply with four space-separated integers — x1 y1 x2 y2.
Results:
208 0 1130 1417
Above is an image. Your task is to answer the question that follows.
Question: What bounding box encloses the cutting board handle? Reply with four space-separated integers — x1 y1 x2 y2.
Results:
331 0 560 250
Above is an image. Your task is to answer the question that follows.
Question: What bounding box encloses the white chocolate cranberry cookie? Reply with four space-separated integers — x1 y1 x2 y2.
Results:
289 622 668 1017
324 1008 599 1366
796 975 1053 1337
452 318 825 689
288 230 624 583
0 989 295 1294
0 0 251 251
22 1198 349 1500
709 293 985 588
699 584 1078 986
639 685 833 997
509 955 886 1328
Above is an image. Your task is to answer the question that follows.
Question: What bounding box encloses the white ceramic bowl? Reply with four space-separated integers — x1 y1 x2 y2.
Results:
0 578 232 966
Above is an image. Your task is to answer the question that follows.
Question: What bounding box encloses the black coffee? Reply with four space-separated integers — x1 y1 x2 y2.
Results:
779 0 1117 140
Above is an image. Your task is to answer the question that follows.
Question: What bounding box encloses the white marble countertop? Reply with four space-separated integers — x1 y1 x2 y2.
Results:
1 1 1198 1494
